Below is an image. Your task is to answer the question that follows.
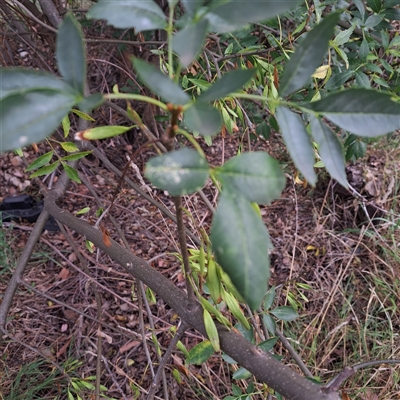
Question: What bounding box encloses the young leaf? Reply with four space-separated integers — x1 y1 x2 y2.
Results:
262 314 276 335
215 152 286 204
71 109 96 121
145 148 209 196
60 142 79 152
187 340 215 365
25 151 54 171
305 89 400 136
197 69 256 103
275 106 317 186
0 90 76 153
210 192 272 310
222 290 250 330
62 163 81 183
206 0 301 33
203 308 220 352
206 258 222 303
56 14 86 95
62 115 70 138
75 126 132 140
270 306 299 321
133 59 190 105
184 102 222 136
87 0 167 31
0 68 73 99
279 12 340 97
263 286 276 311
309 115 347 188
173 19 208 67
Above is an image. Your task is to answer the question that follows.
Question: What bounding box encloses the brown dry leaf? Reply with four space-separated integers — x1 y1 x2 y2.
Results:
341 391 351 400
120 340 141 353
58 267 70 280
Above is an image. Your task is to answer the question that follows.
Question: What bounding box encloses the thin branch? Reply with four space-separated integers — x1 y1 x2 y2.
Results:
146 321 188 400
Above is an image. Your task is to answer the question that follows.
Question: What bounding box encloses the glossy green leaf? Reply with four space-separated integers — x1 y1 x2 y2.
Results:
173 19 208 67
279 12 340 97
215 152 286 204
77 93 104 113
145 148 209 196
309 115 347 188
30 161 60 178
187 340 215 365
259 336 279 352
62 163 81 183
75 125 132 140
305 89 400 136
184 102 222 136
56 14 86 94
275 106 317 185
203 308 220 351
0 90 76 152
206 0 301 33
270 306 299 321
133 58 190 105
25 151 54 171
210 192 272 310
198 69 256 103
0 68 73 99
181 0 204 15
87 0 167 31
232 367 252 380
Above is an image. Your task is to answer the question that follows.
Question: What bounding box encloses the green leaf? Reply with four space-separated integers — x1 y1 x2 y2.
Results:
77 93 104 113
60 142 79 152
187 340 215 365
262 314 276 335
62 163 81 183
87 0 167 31
184 102 222 136
206 0 301 33
332 24 355 46
61 151 92 161
133 58 190 105
62 115 70 138
56 14 86 94
25 151 54 171
275 106 316 185
232 367 252 380
309 115 347 188
367 0 382 12
279 12 340 97
0 89 76 152
263 286 276 311
181 0 204 15
203 308 220 352
215 152 286 204
75 126 132 140
0 68 74 99
355 71 370 88
210 192 272 310
383 8 400 20
305 89 400 136
222 290 250 330
359 37 369 60
71 109 96 121
198 69 256 103
30 161 60 178
364 14 384 28
173 19 208 67
259 337 279 352
270 306 299 321
145 148 209 196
